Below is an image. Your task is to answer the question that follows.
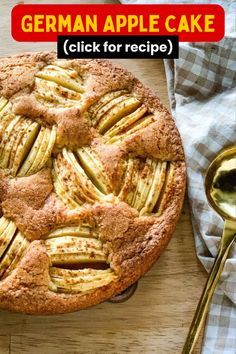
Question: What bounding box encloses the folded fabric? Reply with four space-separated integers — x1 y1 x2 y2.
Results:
120 1 236 352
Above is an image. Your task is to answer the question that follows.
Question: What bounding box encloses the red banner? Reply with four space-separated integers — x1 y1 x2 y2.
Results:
12 4 225 42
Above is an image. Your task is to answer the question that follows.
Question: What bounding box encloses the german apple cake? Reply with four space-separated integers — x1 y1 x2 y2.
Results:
0 52 185 314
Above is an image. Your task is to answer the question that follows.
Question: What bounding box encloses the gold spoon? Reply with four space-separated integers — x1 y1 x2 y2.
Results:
182 145 236 354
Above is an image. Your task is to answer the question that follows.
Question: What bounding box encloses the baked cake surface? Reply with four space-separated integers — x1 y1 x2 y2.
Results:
0 52 185 314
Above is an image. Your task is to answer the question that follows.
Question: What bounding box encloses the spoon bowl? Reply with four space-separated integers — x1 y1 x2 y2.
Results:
205 146 236 220
183 145 236 354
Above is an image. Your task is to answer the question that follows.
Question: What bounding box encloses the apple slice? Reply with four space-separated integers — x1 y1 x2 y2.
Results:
56 154 87 205
12 121 40 176
92 94 129 127
8 119 33 169
35 78 81 107
76 147 112 194
5 119 31 169
0 97 8 112
107 114 155 144
50 267 114 283
89 90 128 120
49 267 116 293
37 125 57 171
18 126 47 176
97 97 141 134
26 127 51 174
0 116 21 168
36 65 84 93
53 157 84 207
0 102 15 134
118 157 138 204
132 158 156 211
155 163 175 215
56 151 103 206
52 166 80 209
141 161 167 215
46 235 103 251
0 217 17 258
0 231 29 279
52 64 83 84
0 101 12 117
0 216 9 233
45 236 107 265
2 232 29 279
47 225 96 239
105 104 148 138
62 149 103 202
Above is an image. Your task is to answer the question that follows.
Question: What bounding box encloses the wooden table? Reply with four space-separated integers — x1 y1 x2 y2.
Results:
0 1 207 353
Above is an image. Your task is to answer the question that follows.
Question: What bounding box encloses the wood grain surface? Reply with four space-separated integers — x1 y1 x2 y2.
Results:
0 1 207 353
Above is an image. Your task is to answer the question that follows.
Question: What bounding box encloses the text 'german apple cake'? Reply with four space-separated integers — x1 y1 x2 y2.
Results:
0 52 185 314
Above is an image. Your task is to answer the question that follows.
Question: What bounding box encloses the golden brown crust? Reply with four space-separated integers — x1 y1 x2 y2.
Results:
0 52 186 314
0 52 56 99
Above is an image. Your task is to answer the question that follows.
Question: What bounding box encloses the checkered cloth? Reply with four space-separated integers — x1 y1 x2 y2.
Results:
164 34 236 354
120 1 236 352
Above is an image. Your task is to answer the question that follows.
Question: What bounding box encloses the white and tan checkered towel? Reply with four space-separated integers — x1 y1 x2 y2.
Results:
120 1 236 352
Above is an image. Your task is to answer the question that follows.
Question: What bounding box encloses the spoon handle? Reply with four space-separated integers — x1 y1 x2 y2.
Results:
182 220 236 354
